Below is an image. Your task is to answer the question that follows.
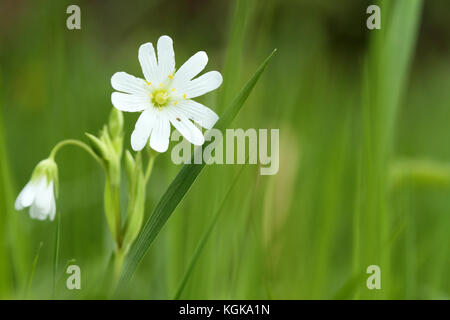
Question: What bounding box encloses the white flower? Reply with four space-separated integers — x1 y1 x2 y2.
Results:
111 35 222 152
15 159 58 221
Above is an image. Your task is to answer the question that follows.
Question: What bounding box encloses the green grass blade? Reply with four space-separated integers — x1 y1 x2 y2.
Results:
117 49 276 289
25 242 43 299
0 69 30 297
0 76 13 298
332 272 366 300
173 165 246 299
355 0 423 299
52 212 61 298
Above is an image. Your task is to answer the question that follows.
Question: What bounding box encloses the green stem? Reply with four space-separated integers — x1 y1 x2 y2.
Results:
49 139 104 167
113 248 126 288
52 211 61 299
144 153 156 184
112 184 122 247
105 179 122 248
25 242 43 299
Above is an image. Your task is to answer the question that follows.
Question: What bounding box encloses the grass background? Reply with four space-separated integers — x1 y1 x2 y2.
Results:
0 0 449 299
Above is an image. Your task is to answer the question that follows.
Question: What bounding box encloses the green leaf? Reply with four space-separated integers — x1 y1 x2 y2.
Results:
52 211 61 298
0 87 13 297
26 242 43 298
85 132 108 160
331 272 366 300
117 49 276 289
0 71 29 297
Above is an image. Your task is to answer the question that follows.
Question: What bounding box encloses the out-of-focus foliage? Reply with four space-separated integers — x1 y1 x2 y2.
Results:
0 0 448 299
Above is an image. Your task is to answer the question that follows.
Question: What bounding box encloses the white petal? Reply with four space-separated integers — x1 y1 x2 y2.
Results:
149 113 171 153
138 42 160 84
27 178 51 220
30 203 44 220
179 71 222 99
49 196 56 221
168 108 205 146
157 35 175 81
15 181 36 210
131 108 155 151
175 100 218 129
111 92 150 112
111 72 149 95
34 179 53 217
172 51 208 88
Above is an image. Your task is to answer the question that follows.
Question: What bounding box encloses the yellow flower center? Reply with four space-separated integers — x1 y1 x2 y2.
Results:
151 90 169 107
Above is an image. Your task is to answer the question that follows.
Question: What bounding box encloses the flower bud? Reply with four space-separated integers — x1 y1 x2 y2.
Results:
15 158 59 221
108 108 124 139
86 132 109 160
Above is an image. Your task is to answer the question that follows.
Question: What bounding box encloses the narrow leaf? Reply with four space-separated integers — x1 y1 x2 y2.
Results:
52 212 61 298
25 242 43 298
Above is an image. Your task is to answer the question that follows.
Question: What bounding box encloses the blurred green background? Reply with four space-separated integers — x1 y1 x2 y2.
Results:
0 0 449 299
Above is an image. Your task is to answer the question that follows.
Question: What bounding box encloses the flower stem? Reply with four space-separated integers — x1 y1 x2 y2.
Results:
112 184 122 247
52 211 61 299
113 248 126 287
144 153 156 184
49 139 104 167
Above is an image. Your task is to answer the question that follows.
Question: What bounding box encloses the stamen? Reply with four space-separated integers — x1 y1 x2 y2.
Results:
183 94 187 99
168 75 173 80
172 88 176 92
174 101 178 106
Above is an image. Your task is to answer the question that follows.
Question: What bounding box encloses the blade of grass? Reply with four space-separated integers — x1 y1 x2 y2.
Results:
173 165 246 299
0 74 13 298
25 242 43 299
355 0 423 299
332 272 366 300
117 49 277 290
52 212 61 298
0 69 30 297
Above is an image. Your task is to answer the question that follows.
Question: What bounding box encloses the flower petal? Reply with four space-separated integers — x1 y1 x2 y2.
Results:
111 72 149 95
15 181 36 210
131 108 155 151
111 92 150 112
175 100 218 129
138 42 160 84
179 71 223 99
35 179 53 216
149 113 171 153
168 108 205 146
49 196 56 221
157 35 175 81
172 51 208 88
30 203 45 220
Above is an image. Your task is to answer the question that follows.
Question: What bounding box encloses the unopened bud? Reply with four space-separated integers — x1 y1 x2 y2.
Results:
108 108 124 139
